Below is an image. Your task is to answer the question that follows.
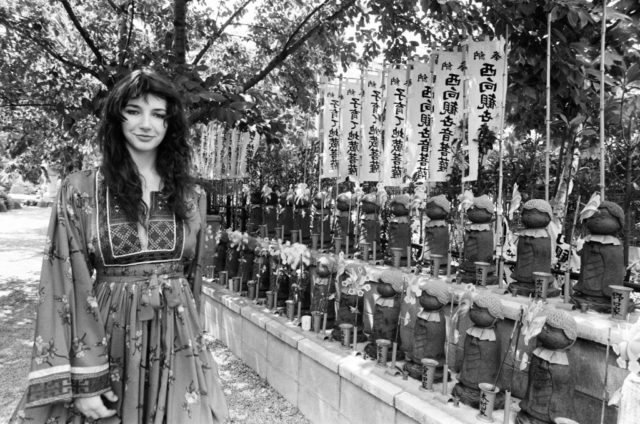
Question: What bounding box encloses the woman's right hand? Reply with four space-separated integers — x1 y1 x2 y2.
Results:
73 390 118 420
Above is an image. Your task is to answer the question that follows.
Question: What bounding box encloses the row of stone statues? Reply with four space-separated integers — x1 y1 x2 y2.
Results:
237 186 629 313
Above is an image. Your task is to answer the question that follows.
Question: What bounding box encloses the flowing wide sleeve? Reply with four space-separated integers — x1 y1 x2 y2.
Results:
24 173 111 408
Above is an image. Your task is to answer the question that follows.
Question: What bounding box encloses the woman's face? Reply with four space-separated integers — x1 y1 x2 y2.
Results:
121 94 168 155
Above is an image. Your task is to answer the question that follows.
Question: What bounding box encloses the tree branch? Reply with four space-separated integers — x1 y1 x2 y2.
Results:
282 0 331 52
1 18 102 81
58 0 107 67
241 0 357 93
120 0 135 67
192 0 255 66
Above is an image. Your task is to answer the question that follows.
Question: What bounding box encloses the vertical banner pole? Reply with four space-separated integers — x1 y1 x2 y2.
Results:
545 13 551 202
600 0 607 200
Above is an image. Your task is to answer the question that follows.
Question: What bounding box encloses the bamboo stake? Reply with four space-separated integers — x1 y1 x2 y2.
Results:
564 195 581 303
501 308 525 422
600 1 607 200
601 328 611 424
545 12 551 202
496 30 509 290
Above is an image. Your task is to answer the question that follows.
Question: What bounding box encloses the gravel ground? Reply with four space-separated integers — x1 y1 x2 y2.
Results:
0 206 309 424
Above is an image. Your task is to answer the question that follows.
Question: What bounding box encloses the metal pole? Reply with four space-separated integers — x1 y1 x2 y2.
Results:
600 0 607 200
545 12 551 202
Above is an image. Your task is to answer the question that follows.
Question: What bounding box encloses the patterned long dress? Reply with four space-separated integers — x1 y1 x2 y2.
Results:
12 169 229 424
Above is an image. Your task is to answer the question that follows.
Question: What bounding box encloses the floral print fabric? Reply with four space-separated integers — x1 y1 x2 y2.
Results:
12 169 228 424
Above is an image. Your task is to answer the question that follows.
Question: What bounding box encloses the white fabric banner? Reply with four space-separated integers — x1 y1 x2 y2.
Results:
429 51 464 182
464 38 507 182
339 79 363 179
381 65 408 186
406 59 433 181
360 70 384 181
213 122 224 179
236 130 251 178
229 127 241 178
321 83 341 178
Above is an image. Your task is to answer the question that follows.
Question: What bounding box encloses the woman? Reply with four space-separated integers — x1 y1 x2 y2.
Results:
12 69 229 423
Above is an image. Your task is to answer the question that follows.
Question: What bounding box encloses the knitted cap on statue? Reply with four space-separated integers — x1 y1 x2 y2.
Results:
425 195 451 260
452 293 506 408
517 309 578 424
403 279 450 381
511 199 560 297
364 268 406 360
460 195 497 284
572 199 626 312
388 194 412 260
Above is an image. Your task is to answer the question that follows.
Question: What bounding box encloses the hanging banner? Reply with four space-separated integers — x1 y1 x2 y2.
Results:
360 70 384 181
229 127 241 178
406 59 434 181
381 65 408 186
339 79 362 179
464 38 507 182
321 83 341 178
236 130 251 178
245 127 260 161
213 121 224 179
429 51 464 182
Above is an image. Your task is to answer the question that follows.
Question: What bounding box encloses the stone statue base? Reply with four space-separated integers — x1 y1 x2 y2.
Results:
510 281 561 298
363 341 405 361
570 292 635 314
402 361 450 383
457 269 498 286
451 383 505 410
515 411 554 424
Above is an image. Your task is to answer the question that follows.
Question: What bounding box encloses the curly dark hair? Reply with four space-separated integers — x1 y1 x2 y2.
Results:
98 68 194 222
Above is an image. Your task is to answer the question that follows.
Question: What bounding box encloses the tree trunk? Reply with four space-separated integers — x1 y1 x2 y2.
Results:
173 0 188 65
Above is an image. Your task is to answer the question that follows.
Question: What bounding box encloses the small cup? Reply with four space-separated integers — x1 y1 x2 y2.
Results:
301 315 312 331
375 339 391 367
579 302 589 313
474 262 490 287
477 382 500 422
311 233 319 250
247 280 256 299
334 236 343 254
204 265 215 279
420 358 439 391
285 299 295 321
291 230 299 243
391 247 404 268
232 276 241 293
219 271 228 287
360 242 370 262
259 224 268 238
312 311 323 333
532 271 552 301
610 285 633 320
338 323 353 349
430 254 444 278
266 290 275 310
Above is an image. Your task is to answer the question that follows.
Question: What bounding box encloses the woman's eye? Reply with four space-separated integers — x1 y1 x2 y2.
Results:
153 113 167 119
123 108 139 115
